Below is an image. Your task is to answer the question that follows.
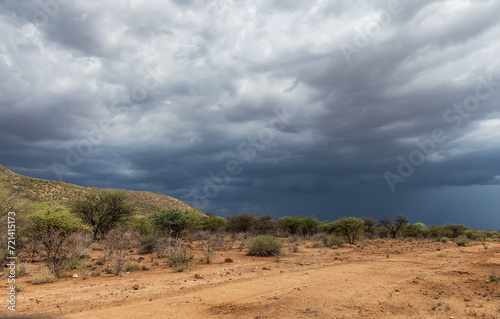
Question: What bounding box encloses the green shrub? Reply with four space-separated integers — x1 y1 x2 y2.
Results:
279 216 319 236
280 216 303 235
200 216 228 232
247 235 283 257
402 223 428 238
455 235 469 247
31 268 57 285
300 216 320 236
441 224 468 238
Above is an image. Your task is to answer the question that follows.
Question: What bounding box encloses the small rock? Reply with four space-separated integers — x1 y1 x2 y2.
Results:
194 274 204 279
262 267 271 270
137 257 145 262
142 265 150 271
132 284 140 290
91 272 100 277
36 298 42 304
225 258 233 263
72 274 79 278
151 262 159 267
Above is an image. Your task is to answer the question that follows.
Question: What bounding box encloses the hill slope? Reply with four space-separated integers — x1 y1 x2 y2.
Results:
0 165 206 217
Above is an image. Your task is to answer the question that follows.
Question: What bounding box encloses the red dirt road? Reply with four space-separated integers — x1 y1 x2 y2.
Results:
3 240 500 318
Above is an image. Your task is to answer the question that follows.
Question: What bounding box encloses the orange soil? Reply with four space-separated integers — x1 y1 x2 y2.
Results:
2 240 500 319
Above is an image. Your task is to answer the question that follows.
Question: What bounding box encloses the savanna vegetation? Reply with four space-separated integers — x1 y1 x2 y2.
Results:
1 165 499 285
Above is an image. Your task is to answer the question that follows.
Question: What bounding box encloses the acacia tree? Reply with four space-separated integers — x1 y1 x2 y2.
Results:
379 215 409 239
150 208 198 238
70 190 135 239
330 217 365 244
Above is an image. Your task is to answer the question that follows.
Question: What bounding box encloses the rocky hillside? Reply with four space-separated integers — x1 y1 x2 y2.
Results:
0 164 205 217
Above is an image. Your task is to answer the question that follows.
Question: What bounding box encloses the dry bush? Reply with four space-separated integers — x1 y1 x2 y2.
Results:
126 261 142 272
286 235 300 252
31 268 57 285
167 239 193 271
312 232 329 248
105 226 136 276
68 233 92 259
198 231 225 264
138 231 168 255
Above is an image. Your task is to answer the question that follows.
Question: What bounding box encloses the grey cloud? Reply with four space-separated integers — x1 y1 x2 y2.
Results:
1 0 500 229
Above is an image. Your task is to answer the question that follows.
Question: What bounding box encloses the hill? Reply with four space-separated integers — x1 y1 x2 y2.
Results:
0 164 206 217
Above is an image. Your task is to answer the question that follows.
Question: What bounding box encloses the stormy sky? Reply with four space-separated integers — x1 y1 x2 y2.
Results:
1 0 500 229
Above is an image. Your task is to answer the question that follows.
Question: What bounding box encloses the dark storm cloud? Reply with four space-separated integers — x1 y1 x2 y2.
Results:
1 0 500 228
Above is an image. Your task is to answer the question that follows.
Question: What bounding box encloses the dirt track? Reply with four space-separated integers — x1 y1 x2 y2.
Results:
3 240 500 318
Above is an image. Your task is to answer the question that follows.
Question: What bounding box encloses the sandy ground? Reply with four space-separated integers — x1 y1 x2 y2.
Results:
2 239 500 319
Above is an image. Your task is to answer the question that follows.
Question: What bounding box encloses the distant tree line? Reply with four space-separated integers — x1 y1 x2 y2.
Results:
1 186 499 279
